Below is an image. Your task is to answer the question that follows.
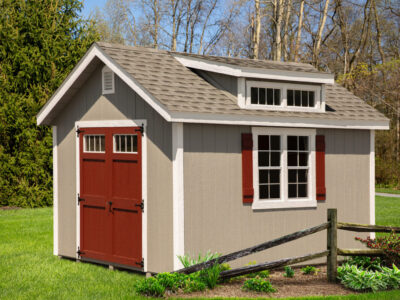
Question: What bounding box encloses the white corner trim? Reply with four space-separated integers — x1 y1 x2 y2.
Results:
169 112 390 130
251 127 317 210
74 119 148 271
37 44 171 125
53 126 59 256
172 122 184 270
370 130 375 239
173 54 335 84
237 78 246 108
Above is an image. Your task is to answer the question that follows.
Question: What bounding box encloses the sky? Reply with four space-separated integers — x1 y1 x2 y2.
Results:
80 0 107 18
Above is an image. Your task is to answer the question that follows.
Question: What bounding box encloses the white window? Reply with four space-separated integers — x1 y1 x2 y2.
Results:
252 127 316 210
102 66 115 94
245 81 324 112
84 135 105 153
114 134 138 153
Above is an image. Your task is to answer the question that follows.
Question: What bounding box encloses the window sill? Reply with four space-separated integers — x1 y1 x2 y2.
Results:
244 104 325 113
252 199 317 210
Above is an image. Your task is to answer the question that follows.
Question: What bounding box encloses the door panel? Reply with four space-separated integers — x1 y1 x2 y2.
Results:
79 126 142 268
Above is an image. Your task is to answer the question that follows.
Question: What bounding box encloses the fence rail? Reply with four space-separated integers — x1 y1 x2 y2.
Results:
175 208 398 282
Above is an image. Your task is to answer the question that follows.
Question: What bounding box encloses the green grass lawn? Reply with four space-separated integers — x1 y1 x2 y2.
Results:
376 187 400 195
1 200 400 300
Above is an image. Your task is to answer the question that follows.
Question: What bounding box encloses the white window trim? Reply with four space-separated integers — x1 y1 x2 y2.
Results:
252 127 317 210
83 134 105 153
102 66 115 95
113 134 138 154
245 81 324 113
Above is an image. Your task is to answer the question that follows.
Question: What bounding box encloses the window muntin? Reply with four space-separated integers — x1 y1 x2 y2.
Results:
287 136 309 198
258 135 281 199
84 135 105 153
114 134 138 153
287 90 315 107
252 128 316 210
245 81 322 112
251 87 281 106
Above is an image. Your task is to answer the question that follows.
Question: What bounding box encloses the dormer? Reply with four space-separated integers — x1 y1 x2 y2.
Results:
173 53 334 113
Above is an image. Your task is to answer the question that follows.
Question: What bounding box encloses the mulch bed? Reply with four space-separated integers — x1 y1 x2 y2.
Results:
172 266 355 298
0 206 21 210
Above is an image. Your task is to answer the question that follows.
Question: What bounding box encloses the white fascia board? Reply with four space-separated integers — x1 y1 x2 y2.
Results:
170 112 390 130
37 44 172 125
173 55 335 84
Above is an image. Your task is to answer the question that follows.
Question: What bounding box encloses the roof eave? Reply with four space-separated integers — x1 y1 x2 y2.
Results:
172 54 335 85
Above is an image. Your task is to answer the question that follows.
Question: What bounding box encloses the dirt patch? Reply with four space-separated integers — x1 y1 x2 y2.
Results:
0 206 21 210
171 266 356 299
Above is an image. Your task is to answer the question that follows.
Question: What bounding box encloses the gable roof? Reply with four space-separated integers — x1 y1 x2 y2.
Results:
37 42 389 129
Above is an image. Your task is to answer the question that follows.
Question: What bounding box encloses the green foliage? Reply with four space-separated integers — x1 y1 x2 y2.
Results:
346 256 382 271
181 276 206 293
337 263 400 292
242 277 276 293
301 266 320 275
356 233 400 266
133 277 165 297
0 0 98 207
177 251 221 268
199 263 221 288
284 266 295 278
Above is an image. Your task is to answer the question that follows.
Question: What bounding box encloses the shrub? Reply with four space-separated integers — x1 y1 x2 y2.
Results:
155 272 186 292
242 277 276 293
182 276 207 293
346 256 382 271
133 277 165 297
337 263 400 292
199 263 221 289
356 233 400 267
301 266 319 275
283 266 295 278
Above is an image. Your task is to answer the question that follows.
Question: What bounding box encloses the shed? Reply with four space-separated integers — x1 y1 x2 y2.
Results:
37 42 389 274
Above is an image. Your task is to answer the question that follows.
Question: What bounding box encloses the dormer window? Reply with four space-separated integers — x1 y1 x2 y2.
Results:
243 81 324 112
102 66 115 94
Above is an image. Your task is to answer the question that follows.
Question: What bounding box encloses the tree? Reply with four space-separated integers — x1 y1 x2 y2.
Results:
0 0 98 207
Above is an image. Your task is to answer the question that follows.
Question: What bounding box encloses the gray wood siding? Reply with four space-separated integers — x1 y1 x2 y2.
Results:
198 70 237 97
183 124 371 267
54 64 173 273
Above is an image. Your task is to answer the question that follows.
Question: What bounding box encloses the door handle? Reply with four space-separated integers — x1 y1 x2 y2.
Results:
108 201 113 212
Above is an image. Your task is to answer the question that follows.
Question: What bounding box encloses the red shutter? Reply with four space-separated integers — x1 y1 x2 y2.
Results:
316 135 326 201
242 133 254 203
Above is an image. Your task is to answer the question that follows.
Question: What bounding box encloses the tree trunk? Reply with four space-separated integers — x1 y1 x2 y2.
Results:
282 0 292 61
294 0 304 61
274 0 284 61
313 0 331 66
198 0 217 54
253 0 261 59
372 0 385 63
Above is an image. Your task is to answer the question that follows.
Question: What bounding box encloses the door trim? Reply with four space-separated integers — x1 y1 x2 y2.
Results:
75 119 147 272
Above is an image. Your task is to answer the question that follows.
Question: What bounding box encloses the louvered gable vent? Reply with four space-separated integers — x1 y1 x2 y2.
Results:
102 66 115 94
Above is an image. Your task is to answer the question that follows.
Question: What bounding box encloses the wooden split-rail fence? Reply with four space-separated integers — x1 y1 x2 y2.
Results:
175 209 400 282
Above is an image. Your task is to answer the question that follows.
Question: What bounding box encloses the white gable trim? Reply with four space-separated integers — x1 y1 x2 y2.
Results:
37 44 172 125
173 54 335 84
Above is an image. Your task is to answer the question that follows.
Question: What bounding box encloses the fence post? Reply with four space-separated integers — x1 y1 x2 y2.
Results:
327 208 338 282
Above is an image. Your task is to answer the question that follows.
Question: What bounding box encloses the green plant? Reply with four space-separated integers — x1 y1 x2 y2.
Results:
133 277 165 297
337 263 400 292
242 277 276 293
301 266 319 275
178 251 221 268
356 233 400 266
199 263 221 289
284 266 295 278
346 256 382 271
155 272 186 292
182 276 207 293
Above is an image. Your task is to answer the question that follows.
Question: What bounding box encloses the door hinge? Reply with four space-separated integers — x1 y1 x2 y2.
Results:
77 194 85 206
76 127 84 137
135 123 144 136
135 258 144 268
77 247 85 256
135 199 144 212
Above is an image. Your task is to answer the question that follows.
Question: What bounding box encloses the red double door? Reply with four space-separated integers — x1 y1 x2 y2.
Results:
79 127 143 269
